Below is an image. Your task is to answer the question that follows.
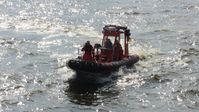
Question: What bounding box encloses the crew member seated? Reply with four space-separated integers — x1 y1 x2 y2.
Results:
101 38 113 62
113 40 123 61
94 43 102 61
81 41 94 61
104 38 113 49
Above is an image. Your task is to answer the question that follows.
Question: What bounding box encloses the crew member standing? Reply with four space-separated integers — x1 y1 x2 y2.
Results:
104 38 113 49
81 41 94 61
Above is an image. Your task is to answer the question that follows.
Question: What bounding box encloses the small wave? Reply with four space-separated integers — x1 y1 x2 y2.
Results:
0 38 16 46
24 89 46 101
124 11 151 16
161 9 172 13
153 29 171 33
175 89 199 106
183 90 199 96
186 5 199 10
0 38 30 48
145 74 172 84
179 47 199 58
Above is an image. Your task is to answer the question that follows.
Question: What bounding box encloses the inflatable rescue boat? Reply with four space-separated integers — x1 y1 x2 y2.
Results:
67 25 139 78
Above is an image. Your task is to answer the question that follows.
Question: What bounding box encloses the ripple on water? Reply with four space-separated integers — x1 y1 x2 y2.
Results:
174 89 199 109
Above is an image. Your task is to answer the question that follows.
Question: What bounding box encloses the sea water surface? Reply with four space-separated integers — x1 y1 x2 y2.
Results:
0 0 199 112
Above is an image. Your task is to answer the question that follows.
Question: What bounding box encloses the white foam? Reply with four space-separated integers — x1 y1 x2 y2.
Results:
116 72 145 88
38 39 63 48
129 39 160 60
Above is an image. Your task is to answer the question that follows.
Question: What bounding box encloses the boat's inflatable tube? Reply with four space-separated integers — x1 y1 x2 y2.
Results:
67 55 139 74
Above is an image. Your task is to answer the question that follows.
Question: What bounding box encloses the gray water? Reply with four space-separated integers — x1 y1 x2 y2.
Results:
0 0 199 112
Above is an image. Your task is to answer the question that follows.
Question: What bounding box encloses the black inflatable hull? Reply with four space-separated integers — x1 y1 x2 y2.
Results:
67 55 139 78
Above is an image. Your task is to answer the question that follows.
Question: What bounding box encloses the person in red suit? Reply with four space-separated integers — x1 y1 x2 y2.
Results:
81 41 94 61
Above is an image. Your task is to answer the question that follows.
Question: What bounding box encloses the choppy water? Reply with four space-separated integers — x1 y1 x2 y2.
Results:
0 0 199 112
